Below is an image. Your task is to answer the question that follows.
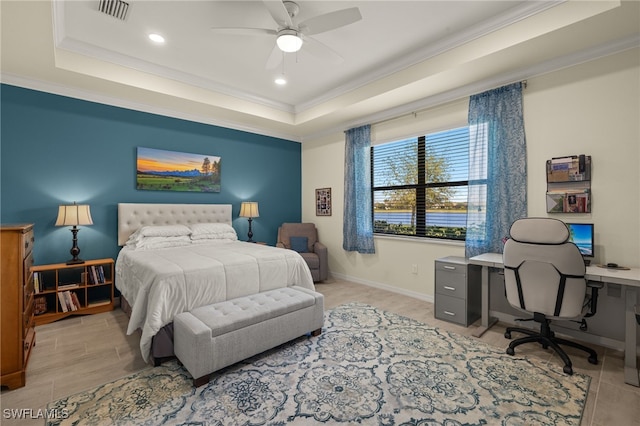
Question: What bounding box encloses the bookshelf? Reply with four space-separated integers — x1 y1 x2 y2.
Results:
31 258 115 325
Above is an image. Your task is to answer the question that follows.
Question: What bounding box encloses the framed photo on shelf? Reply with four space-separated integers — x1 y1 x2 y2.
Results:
315 188 332 216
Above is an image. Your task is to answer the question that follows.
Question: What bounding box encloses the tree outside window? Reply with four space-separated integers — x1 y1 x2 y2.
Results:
371 127 469 240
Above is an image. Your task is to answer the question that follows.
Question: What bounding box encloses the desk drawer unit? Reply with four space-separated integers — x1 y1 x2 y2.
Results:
434 256 481 327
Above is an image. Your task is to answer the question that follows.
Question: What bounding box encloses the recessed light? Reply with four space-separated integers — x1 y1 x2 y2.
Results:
275 77 287 85
148 33 165 44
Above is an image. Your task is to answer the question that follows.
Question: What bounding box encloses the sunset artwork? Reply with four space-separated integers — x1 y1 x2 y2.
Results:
136 147 221 192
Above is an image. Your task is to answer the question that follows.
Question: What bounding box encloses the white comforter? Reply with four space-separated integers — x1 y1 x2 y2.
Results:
115 241 315 362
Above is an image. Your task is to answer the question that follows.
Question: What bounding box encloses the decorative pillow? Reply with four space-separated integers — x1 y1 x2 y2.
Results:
289 236 308 253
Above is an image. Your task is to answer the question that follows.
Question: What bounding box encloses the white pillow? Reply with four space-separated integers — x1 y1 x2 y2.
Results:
139 224 192 237
126 235 192 250
189 222 236 236
191 238 236 244
191 232 238 241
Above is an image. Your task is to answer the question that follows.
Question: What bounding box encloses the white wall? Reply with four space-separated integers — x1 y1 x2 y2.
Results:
302 47 640 302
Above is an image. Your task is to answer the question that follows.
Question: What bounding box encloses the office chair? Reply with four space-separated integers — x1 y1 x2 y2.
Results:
502 217 599 375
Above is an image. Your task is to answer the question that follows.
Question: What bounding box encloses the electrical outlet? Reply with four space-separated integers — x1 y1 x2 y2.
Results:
411 264 418 274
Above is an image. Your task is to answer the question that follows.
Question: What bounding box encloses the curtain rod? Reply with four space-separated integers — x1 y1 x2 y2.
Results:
359 80 528 129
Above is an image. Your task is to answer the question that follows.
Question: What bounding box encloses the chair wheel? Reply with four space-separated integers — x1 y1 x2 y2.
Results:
504 332 511 339
563 365 573 375
588 356 598 365
506 347 515 356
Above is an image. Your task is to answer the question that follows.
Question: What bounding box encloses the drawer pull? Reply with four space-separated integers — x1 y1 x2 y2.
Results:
443 286 456 291
443 266 456 270
443 311 456 316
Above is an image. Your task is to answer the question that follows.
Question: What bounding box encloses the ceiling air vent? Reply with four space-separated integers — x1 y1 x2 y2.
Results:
98 0 130 21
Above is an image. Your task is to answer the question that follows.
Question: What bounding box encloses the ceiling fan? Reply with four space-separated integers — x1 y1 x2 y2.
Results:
211 0 362 69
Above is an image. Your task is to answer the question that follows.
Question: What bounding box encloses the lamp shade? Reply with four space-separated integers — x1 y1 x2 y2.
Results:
276 31 303 53
239 202 259 218
55 203 93 227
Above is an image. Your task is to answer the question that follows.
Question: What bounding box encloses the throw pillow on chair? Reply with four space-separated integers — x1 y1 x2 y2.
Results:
289 236 308 253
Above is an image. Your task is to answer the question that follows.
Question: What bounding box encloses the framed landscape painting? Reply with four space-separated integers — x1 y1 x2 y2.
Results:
136 147 221 192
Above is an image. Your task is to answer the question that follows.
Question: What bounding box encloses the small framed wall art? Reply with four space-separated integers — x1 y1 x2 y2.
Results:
316 187 332 216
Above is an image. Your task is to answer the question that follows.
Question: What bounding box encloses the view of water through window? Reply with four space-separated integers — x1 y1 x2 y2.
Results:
371 126 472 240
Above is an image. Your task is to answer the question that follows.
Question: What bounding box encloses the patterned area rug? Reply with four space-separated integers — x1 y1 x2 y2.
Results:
47 303 590 425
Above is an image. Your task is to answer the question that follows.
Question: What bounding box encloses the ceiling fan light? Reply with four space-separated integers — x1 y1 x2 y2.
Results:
277 32 303 53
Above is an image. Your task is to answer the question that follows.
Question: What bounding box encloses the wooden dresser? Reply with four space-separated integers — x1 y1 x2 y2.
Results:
1 224 36 389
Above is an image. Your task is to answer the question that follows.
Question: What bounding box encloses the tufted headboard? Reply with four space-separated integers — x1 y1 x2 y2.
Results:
117 203 233 246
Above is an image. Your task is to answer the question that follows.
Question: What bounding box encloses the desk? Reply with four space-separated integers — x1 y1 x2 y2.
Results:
469 252 640 387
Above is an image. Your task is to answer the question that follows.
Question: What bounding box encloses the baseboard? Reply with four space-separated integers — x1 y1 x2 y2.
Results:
328 272 434 304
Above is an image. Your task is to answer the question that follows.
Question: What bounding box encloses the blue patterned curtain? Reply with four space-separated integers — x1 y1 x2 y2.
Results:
343 124 375 254
465 82 527 257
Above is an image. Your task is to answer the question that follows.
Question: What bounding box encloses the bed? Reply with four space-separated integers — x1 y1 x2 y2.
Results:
115 203 315 364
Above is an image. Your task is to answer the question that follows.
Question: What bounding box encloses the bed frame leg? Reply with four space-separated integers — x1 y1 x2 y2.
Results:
311 328 322 337
193 375 210 387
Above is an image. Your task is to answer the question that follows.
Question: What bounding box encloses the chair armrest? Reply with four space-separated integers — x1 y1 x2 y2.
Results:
313 242 329 281
585 280 604 317
313 241 327 254
276 242 286 248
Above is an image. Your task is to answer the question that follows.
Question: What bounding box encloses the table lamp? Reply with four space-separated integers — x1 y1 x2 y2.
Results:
55 202 93 264
239 202 259 242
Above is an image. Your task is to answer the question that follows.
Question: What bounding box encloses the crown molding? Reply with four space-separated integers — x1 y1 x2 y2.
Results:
0 73 302 143
301 34 640 143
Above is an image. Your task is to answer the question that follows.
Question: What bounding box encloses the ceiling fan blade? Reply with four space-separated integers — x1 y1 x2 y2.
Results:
210 27 276 37
263 0 292 27
303 36 343 64
265 44 283 70
300 7 361 35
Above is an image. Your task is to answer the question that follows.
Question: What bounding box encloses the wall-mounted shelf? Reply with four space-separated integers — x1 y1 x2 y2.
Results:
546 155 591 213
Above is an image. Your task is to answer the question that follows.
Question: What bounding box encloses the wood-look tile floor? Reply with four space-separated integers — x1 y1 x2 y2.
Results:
2 279 638 425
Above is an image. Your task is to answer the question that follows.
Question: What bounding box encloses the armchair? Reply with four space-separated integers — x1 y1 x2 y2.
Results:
276 223 328 282
502 217 599 375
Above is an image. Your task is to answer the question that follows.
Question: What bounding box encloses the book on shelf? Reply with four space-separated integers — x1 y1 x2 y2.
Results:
58 283 80 290
58 291 80 312
65 291 76 311
71 292 82 310
58 292 68 313
34 272 49 293
88 265 106 284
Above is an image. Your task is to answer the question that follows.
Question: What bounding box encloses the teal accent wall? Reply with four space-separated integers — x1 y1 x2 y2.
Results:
1 84 302 265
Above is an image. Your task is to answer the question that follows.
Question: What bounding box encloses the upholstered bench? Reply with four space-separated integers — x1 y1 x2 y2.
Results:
174 286 324 387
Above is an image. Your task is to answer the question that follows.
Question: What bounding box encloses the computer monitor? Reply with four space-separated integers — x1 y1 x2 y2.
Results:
566 223 594 258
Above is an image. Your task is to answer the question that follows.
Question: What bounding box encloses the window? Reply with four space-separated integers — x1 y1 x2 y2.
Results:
371 126 470 240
